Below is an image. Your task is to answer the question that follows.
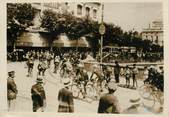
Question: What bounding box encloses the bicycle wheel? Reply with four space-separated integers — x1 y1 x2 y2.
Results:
139 85 155 108
155 90 164 106
101 80 108 93
86 84 95 98
71 84 79 98
139 84 152 97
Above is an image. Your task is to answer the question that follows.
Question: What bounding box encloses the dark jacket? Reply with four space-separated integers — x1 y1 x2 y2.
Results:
58 88 74 113
98 93 120 113
7 77 18 100
31 84 46 111
114 64 120 75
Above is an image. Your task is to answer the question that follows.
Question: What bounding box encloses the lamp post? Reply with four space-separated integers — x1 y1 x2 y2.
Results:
99 3 105 64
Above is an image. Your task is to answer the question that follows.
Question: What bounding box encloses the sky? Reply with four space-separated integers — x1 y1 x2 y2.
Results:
103 2 162 32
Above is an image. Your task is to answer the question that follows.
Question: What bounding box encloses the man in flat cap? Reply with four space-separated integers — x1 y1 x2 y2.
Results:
7 71 18 111
98 81 120 113
132 64 138 88
31 76 46 112
114 61 121 83
58 78 74 113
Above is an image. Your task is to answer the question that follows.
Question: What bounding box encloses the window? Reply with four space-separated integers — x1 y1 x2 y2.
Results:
85 7 90 17
93 9 97 18
77 5 82 15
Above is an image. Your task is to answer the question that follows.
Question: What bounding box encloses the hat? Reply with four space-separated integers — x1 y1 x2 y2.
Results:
115 61 118 64
149 65 155 70
36 77 43 83
108 81 117 90
159 66 163 69
8 71 15 77
63 78 71 86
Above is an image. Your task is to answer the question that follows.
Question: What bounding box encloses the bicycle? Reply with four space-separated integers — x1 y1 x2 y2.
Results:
85 76 108 100
71 79 86 99
138 83 164 110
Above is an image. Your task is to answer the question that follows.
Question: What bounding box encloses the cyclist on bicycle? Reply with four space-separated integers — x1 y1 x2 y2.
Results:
74 63 89 98
144 65 163 92
46 52 53 68
54 56 60 73
103 65 112 83
37 60 47 76
90 64 104 91
27 56 34 77
60 58 67 77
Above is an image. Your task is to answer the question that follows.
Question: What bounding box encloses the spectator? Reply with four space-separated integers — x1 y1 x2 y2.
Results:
7 71 18 111
114 61 121 83
132 64 138 88
58 78 74 113
124 65 131 87
98 81 120 113
31 77 46 112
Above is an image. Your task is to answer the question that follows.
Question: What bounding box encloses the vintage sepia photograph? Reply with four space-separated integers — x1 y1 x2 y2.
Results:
6 1 164 114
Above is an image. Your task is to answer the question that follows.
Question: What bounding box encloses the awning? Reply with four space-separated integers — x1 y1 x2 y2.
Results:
16 32 49 47
15 32 90 48
53 34 90 47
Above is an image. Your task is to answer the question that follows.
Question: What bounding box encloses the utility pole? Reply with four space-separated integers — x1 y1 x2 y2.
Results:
99 3 105 65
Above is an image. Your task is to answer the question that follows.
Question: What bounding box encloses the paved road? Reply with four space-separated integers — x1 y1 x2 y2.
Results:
7 60 162 114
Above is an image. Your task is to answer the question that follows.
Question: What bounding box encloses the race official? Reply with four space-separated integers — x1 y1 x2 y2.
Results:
98 81 120 113
58 78 74 113
7 71 18 111
31 77 46 112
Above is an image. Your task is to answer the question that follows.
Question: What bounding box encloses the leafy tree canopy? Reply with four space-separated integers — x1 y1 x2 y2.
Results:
7 3 36 46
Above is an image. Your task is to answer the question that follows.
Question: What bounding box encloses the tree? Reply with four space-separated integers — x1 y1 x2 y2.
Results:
7 3 36 51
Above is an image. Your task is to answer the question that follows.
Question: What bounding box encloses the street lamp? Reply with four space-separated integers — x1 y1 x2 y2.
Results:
99 3 105 64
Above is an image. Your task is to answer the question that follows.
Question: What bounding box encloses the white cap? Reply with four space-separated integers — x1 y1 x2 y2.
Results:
149 65 155 70
63 78 71 86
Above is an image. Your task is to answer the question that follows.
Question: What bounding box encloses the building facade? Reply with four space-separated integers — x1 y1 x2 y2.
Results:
32 2 101 22
15 3 100 49
141 20 163 46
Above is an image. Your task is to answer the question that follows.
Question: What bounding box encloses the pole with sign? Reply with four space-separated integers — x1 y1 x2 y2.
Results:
99 4 105 64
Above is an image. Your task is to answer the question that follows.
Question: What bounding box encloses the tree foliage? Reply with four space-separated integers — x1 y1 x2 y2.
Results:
40 9 163 52
7 3 36 46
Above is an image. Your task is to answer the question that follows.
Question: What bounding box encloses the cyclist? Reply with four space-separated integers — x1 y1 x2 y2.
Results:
144 66 156 84
60 58 67 77
37 60 47 76
90 64 104 91
54 55 60 73
46 52 53 68
27 56 34 77
103 65 112 83
74 63 88 98
143 65 163 91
